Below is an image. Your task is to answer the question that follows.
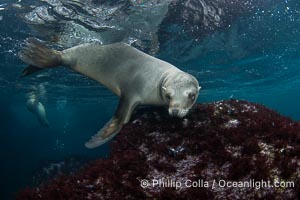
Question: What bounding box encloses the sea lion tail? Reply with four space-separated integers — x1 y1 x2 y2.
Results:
19 38 62 76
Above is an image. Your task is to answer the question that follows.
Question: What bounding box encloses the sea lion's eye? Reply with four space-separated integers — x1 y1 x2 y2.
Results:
188 93 195 100
166 94 171 100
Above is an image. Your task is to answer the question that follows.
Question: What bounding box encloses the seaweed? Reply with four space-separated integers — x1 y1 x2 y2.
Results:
17 100 300 200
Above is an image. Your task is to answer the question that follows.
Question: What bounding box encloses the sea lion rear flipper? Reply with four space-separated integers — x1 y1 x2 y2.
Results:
85 117 122 148
19 38 62 76
22 65 43 77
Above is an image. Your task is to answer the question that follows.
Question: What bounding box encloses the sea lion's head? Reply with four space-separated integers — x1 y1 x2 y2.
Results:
161 72 201 118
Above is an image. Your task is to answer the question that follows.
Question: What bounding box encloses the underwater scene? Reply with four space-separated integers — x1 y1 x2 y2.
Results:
0 0 300 199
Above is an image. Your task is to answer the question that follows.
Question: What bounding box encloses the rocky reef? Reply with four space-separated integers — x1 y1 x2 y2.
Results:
32 156 92 187
159 0 276 42
17 100 300 199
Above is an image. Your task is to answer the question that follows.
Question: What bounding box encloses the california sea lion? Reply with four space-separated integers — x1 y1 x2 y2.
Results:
26 92 49 127
19 39 201 148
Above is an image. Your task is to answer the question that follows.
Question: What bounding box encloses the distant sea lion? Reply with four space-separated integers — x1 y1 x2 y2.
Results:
19 39 201 148
26 93 49 127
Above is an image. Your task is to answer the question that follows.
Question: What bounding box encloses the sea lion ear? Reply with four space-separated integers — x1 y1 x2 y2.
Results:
162 86 167 91
198 86 202 91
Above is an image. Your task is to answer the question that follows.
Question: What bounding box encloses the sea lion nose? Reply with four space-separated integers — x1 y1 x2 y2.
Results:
172 109 179 116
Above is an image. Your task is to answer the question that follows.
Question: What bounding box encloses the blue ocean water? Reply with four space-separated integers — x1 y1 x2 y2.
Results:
0 0 300 199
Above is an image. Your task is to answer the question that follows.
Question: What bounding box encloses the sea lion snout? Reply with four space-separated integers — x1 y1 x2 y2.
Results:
168 102 186 117
169 107 189 118
172 109 179 116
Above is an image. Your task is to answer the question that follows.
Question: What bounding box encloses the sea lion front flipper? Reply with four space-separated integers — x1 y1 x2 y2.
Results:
85 96 139 148
85 117 122 148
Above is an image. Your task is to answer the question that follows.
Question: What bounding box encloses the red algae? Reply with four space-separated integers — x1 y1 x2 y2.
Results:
17 100 300 200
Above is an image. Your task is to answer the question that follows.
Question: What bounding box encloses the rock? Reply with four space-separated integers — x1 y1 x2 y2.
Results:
157 0 280 60
17 100 300 200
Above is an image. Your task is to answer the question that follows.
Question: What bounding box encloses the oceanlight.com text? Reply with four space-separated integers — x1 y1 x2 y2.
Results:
140 178 295 190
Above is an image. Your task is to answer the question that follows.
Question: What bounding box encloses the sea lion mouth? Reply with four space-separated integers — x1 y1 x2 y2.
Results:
178 109 189 118
169 108 189 118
